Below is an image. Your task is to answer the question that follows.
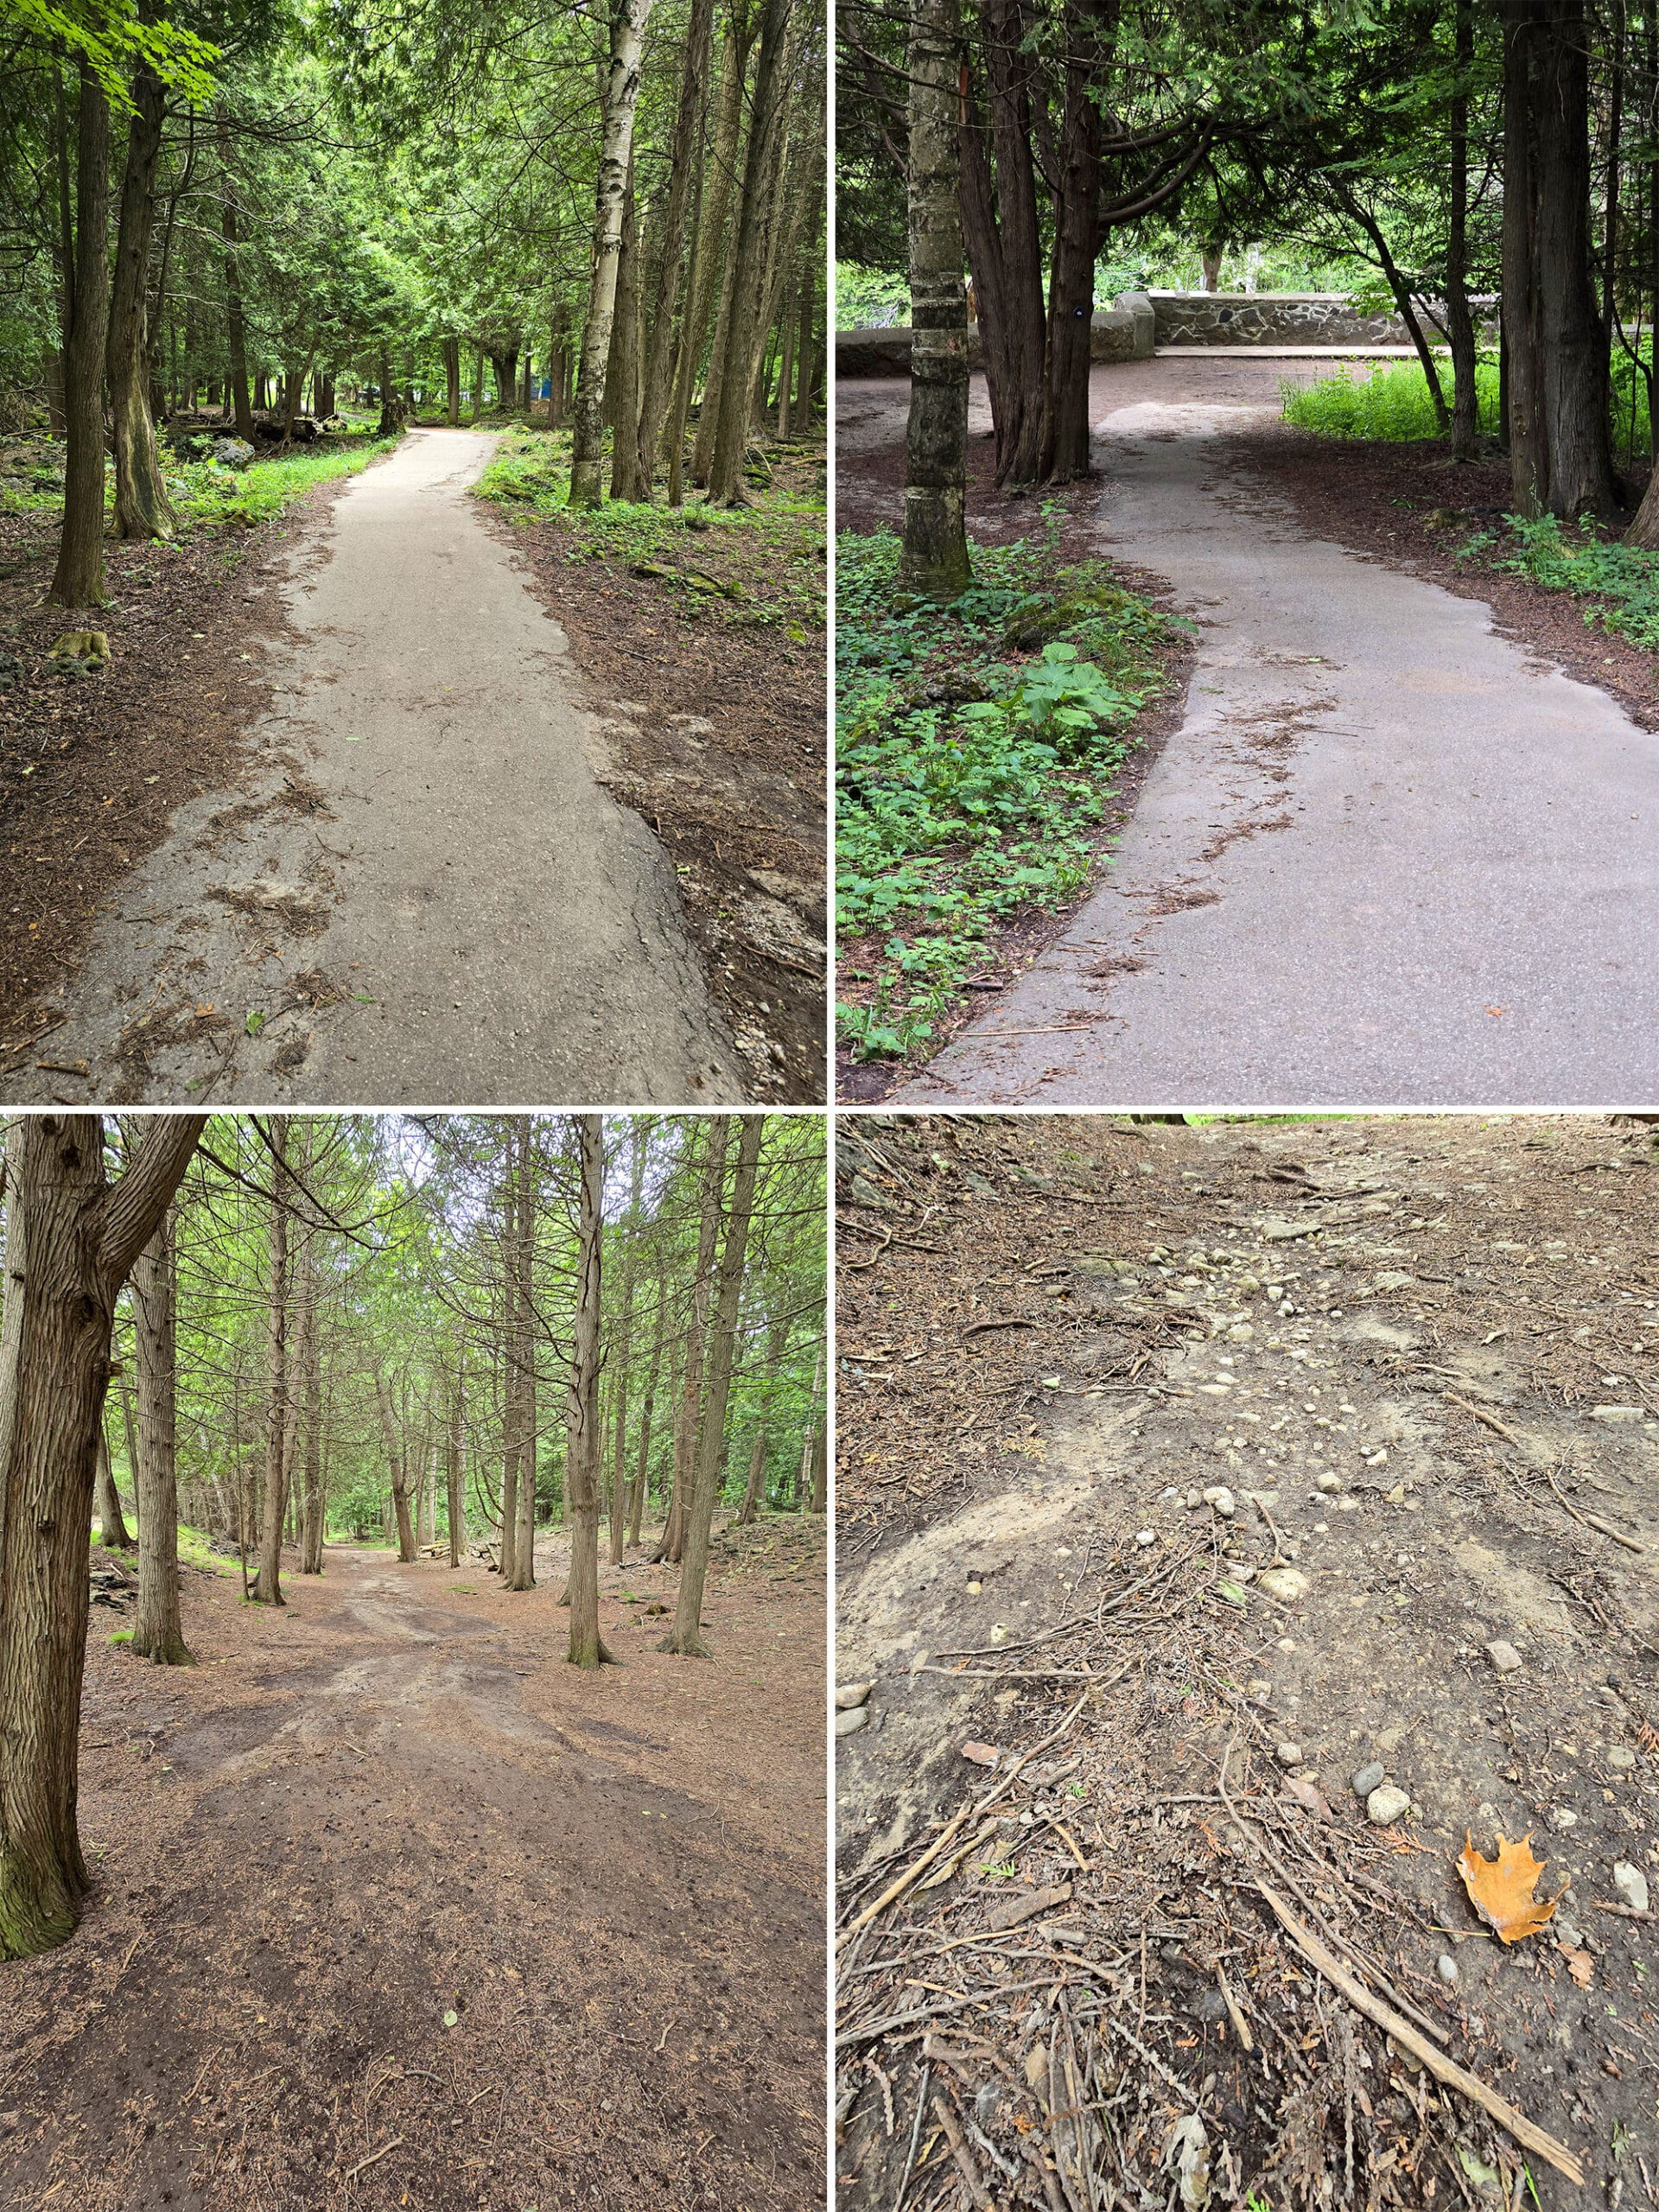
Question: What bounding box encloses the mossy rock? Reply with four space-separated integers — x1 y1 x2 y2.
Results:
1000 587 1133 652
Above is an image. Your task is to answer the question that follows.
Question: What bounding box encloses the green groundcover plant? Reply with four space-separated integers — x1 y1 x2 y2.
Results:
836 519 1184 1060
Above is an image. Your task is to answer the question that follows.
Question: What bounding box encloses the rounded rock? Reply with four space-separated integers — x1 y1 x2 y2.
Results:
1436 1953 1459 1985
1351 1761 1386 1797
1366 1784 1411 1827
1274 1742 1303 1768
836 1707 868 1739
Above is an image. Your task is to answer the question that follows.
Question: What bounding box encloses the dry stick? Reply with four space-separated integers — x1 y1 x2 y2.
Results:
1216 1963 1254 2053
1546 1466 1651 1554
1256 1885 1585 2187
1443 1389 1520 1445
839 1691 1090 1942
343 2138 404 2185
891 2060 931 2212
931 2095 993 2210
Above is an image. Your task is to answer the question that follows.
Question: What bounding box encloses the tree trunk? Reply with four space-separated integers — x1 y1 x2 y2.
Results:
608 1126 646 1564
1446 0 1481 461
735 1427 767 1526
657 1124 724 1563
661 1116 763 1656
503 1120 537 1590
609 168 646 499
1532 0 1618 516
569 0 657 508
298 1235 324 1574
219 115 253 443
95 1421 132 1548
628 1231 666 1545
252 1116 289 1605
635 0 716 494
1503 0 1547 512
444 334 461 427
565 1116 617 1668
900 0 971 595
706 0 796 505
958 0 1046 486
685 4 758 489
0 1114 203 1958
130 1209 191 1663
107 57 175 541
446 1365 464 1567
1035 16 1103 485
48 65 111 609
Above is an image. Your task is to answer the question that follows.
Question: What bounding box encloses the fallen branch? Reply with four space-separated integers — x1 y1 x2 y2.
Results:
931 2095 992 2209
1443 1390 1520 1445
1256 1885 1584 2185
344 2137 404 2185
1547 1468 1650 1555
963 1317 1039 1338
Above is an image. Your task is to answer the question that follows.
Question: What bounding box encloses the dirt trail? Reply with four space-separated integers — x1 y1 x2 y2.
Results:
3 429 743 1106
1 1525 824 2211
842 364 1659 1109
836 1113 1658 2210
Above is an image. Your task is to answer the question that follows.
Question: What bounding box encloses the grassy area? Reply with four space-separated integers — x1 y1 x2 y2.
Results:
0 432 400 527
1457 512 1659 650
836 519 1185 1061
474 423 825 632
177 1522 239 1577
1281 354 1503 441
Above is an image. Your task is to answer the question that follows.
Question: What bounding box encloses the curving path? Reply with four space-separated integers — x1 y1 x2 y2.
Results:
892 372 1659 1107
5 429 743 1106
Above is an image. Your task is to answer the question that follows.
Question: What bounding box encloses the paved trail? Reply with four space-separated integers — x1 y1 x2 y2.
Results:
893 376 1659 1107
6 430 742 1105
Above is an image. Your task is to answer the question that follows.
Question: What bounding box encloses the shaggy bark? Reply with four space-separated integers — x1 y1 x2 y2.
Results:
108 57 176 540
131 1210 192 1664
252 1118 289 1605
565 1117 617 1669
503 1121 537 1590
48 65 111 608
1446 0 1481 461
0 1114 203 1959
633 0 715 494
661 1116 762 1656
656 1122 724 1564
95 1422 132 1548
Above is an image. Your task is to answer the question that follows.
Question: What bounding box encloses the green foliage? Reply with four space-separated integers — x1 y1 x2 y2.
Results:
165 436 399 529
1281 356 1500 441
835 263 910 327
475 427 824 631
1458 512 1659 652
836 523 1179 1060
3 0 219 113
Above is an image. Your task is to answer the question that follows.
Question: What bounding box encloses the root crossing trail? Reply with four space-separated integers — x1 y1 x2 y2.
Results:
0 1535 825 2211
7 430 742 1105
895 379 1659 1107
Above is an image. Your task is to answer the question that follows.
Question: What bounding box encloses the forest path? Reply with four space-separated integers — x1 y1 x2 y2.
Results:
835 1113 1659 2209
0 1532 824 2212
4 429 743 1107
891 376 1659 1106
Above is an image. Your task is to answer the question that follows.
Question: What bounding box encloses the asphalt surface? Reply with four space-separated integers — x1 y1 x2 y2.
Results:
5 429 744 1106
893 384 1659 1108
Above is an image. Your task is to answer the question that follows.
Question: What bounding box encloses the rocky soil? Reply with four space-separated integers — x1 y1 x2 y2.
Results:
836 1112 1659 2211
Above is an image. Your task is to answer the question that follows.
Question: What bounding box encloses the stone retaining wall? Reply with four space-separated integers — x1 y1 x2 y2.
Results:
836 289 1501 375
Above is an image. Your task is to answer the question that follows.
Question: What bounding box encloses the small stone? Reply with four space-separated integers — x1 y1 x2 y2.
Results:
1161 1487 1180 1501
1202 1485 1236 1519
1184 1490 1203 1509
1135 1529 1157 1547
988 1624 1008 1643
1258 1567 1309 1602
1587 1405 1643 1422
1314 1471 1342 1495
1436 1953 1459 1985
835 1707 868 1738
1274 1743 1303 1768
1613 1861 1650 1914
1485 1641 1523 1675
1351 1762 1386 1797
1366 1784 1411 1827
966 1580 982 1594
835 1681 872 1711
1606 1746 1637 1771
1224 1561 1256 1584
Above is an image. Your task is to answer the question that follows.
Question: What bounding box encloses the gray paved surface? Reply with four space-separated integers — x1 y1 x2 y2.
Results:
893 391 1659 1108
6 429 743 1106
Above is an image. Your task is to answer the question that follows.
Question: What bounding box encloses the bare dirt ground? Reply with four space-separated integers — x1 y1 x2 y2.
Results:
1 1516 826 2211
835 1112 1659 2210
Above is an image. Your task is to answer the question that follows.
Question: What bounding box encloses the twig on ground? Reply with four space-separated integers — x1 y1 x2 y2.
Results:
343 2137 404 2184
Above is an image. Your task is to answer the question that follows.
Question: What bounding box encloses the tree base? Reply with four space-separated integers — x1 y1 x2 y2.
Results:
657 1631 713 1658
566 1633 620 1670
0 1858 80 1961
131 1630 194 1665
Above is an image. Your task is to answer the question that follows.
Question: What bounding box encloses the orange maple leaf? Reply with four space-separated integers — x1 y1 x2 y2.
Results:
1456 1830 1565 1943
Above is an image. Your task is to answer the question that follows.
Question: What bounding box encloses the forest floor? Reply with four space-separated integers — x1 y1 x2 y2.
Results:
834 1110 1659 2212
837 364 1659 1108
0 1514 826 2212
475 424 828 1104
0 426 764 1105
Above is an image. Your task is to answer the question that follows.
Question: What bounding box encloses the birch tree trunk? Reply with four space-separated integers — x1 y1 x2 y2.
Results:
901 0 970 594
662 1116 763 1655
0 1113 203 1958
131 1208 191 1663
568 0 658 508
565 1116 616 1668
